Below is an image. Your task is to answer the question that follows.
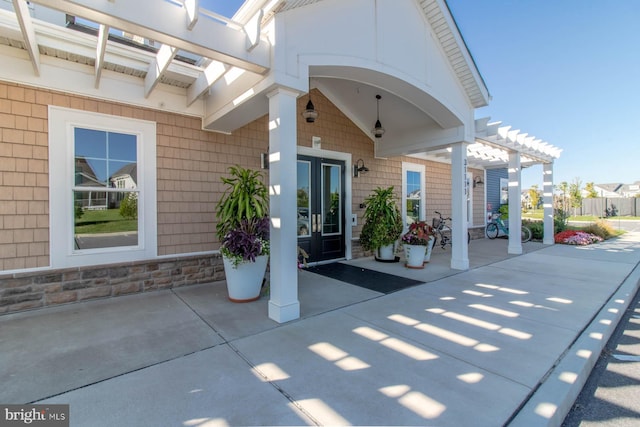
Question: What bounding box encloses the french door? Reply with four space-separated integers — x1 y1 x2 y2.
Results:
296 155 346 263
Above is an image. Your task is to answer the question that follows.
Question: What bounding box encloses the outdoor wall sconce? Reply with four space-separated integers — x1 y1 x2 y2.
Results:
301 78 318 123
372 94 385 138
473 176 484 188
353 159 369 178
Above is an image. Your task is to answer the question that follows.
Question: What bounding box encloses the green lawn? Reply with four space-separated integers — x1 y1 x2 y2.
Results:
75 209 137 234
522 209 640 221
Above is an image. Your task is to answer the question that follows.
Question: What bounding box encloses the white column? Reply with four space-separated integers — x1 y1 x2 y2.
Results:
451 142 469 270
543 162 555 245
507 151 522 254
267 87 300 323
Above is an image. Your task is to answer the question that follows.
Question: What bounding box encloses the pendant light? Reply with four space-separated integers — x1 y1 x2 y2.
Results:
302 78 318 123
373 94 385 138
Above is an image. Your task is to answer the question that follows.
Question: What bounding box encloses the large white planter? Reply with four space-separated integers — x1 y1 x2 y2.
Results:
404 244 427 269
222 254 268 302
423 236 435 263
376 243 396 261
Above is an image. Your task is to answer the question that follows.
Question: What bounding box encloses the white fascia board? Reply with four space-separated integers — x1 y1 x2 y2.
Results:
32 0 271 73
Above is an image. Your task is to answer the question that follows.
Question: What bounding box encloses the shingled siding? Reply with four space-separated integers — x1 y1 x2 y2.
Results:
0 254 224 315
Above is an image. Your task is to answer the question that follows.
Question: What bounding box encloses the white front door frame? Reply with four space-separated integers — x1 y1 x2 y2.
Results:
298 145 353 261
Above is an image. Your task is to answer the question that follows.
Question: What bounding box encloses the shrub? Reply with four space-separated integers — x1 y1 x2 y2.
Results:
525 220 544 240
498 204 509 219
554 208 569 233
582 219 615 240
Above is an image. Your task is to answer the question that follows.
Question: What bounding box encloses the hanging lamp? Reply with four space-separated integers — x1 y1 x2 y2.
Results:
302 78 318 123
373 94 385 138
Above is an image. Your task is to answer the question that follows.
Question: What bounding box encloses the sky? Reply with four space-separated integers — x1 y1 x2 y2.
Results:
202 0 639 190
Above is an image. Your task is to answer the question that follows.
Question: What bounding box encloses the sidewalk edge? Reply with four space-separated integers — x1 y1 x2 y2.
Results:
508 262 640 427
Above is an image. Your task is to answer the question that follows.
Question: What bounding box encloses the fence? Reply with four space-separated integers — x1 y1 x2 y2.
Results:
580 197 639 217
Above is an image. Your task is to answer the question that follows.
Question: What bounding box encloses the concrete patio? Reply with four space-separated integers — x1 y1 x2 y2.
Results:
2 235 639 426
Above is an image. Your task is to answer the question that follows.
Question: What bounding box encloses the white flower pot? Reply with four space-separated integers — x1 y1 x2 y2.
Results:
404 244 427 269
222 254 268 302
423 236 435 263
376 243 396 261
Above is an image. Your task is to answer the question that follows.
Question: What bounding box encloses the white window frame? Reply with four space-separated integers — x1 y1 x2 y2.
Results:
49 106 157 268
466 171 473 227
402 162 426 230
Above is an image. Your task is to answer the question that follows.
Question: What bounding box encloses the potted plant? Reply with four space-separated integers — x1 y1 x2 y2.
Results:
216 166 270 302
359 186 403 261
401 221 435 268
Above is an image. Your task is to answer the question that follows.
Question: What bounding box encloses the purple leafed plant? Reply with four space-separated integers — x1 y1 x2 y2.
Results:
221 217 270 266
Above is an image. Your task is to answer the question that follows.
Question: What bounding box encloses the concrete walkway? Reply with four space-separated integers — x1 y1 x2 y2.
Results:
2 234 639 426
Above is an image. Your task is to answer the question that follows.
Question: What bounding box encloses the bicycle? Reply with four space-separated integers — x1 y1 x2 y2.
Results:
432 211 471 249
485 213 531 242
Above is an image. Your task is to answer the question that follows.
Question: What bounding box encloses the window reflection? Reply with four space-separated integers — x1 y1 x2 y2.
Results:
73 128 138 250
297 161 311 236
406 170 420 225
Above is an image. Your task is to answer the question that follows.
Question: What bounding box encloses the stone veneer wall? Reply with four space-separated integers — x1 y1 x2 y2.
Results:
0 254 224 315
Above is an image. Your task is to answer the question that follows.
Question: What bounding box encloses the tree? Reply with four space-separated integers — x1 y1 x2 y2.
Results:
569 178 583 216
528 185 540 210
584 182 598 198
556 181 569 212
119 193 138 220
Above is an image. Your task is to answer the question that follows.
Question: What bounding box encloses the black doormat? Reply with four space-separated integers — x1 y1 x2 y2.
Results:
308 263 424 294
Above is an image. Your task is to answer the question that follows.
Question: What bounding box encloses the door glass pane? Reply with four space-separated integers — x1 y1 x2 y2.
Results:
321 164 341 235
406 170 421 226
297 161 311 236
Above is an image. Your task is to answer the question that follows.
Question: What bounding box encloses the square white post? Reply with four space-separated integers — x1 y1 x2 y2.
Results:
267 87 300 323
451 142 469 270
508 151 522 254
543 162 555 245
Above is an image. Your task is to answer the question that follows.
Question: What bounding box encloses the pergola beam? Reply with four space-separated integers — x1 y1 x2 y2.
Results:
187 60 228 106
31 0 270 74
144 43 178 98
11 0 40 76
94 24 109 88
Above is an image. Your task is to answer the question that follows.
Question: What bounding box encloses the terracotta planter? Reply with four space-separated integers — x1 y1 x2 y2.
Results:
404 244 427 269
222 254 268 302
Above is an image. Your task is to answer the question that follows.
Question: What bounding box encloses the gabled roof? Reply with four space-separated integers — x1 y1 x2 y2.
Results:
268 0 490 108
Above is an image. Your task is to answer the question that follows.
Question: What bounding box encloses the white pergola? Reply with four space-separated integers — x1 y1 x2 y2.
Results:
414 117 562 253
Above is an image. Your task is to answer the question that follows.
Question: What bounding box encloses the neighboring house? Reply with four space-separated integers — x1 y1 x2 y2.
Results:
593 183 623 198
0 0 560 321
619 182 640 198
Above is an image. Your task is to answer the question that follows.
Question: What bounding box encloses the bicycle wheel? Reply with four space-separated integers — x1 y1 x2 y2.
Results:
486 223 499 239
521 226 532 243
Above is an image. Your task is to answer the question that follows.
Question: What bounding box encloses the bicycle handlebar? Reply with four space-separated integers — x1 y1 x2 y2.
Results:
434 211 452 221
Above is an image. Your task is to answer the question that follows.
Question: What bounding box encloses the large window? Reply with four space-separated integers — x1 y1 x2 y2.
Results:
49 107 157 268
